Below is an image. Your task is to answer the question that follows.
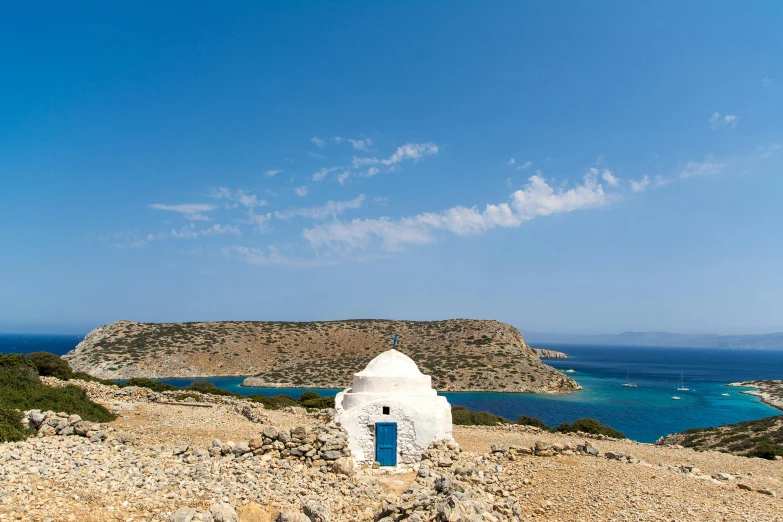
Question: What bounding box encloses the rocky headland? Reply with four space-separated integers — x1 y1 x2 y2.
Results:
726 379 783 411
1 378 781 521
530 348 568 359
63 319 580 393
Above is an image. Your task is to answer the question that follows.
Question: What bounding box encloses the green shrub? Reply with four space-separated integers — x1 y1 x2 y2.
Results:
746 440 783 460
451 405 508 426
515 415 550 430
27 352 73 380
174 393 202 402
124 377 179 392
300 397 335 409
298 391 321 402
554 418 626 439
246 394 298 409
187 380 237 397
0 405 33 442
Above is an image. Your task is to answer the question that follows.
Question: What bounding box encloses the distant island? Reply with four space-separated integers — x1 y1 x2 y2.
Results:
63 319 581 393
523 330 783 349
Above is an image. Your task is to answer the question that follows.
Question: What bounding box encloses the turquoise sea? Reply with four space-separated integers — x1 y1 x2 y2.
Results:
2 335 781 443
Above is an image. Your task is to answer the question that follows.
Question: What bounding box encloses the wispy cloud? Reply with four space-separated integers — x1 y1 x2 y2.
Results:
333 136 343 144
248 211 272 231
762 77 773 87
149 203 216 221
349 138 372 151
265 169 282 177
760 143 780 159
601 170 619 187
629 175 667 193
680 160 723 178
303 170 616 254
313 166 339 182
293 186 309 197
517 160 533 170
337 171 351 185
310 136 325 148
352 142 438 169
710 112 738 129
275 195 366 220
212 188 268 208
171 223 241 239
507 157 516 165
307 151 327 159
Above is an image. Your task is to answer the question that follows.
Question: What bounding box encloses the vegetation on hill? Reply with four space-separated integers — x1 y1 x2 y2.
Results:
658 415 783 460
63 319 581 393
0 353 116 442
553 418 626 439
450 406 623 438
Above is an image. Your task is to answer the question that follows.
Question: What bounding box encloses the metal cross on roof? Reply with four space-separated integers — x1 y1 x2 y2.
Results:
389 334 401 350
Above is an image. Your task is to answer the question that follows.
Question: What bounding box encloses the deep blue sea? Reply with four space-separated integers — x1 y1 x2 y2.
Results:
2 334 781 443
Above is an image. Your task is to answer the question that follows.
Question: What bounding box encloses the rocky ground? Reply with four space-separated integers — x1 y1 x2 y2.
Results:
1 380 782 522
62 319 580 393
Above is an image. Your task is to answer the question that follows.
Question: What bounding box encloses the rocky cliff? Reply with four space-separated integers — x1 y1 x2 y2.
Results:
63 319 581 393
532 348 569 359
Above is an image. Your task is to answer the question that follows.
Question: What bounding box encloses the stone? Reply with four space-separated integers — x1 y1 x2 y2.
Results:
585 444 600 456
263 426 279 440
321 450 341 461
27 410 45 426
534 441 549 452
210 502 239 522
275 514 309 522
291 426 308 439
757 489 776 497
490 442 506 454
193 513 215 522
737 483 753 491
67 414 82 425
232 442 251 456
238 503 274 522
712 473 732 481
173 444 190 456
171 508 198 522
331 457 354 476
303 499 331 522
249 438 264 450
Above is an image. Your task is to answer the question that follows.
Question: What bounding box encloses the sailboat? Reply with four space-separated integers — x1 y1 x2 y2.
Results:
676 371 689 392
671 384 681 400
721 392 730 397
621 368 637 388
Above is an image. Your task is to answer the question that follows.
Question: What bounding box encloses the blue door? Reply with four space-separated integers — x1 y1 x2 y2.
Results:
375 422 397 466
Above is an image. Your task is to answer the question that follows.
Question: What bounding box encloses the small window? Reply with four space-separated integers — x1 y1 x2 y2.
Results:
382 406 390 415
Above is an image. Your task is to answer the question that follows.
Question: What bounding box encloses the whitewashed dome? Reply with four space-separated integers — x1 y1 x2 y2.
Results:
351 349 434 394
356 349 423 377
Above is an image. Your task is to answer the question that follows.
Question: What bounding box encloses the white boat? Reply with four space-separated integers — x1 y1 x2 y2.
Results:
676 371 689 392
621 368 637 388
565 369 576 373
721 393 730 397
672 384 681 400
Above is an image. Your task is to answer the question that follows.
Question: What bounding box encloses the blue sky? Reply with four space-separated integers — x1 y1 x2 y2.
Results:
2 1 783 335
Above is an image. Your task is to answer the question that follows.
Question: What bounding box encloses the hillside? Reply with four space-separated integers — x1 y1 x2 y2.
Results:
524 330 783 349
63 319 581 393
656 416 783 459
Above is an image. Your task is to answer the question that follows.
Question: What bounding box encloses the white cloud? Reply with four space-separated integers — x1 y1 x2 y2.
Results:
507 157 516 165
212 188 268 208
680 160 723 178
349 138 372 151
334 136 343 144
710 112 738 129
600 169 619 187
351 142 438 169
293 186 309 197
149 203 216 221
248 211 272 232
265 169 282 177
630 176 650 193
313 166 339 182
517 161 533 170
310 136 325 148
365 166 380 177
307 151 327 159
337 171 351 185
303 170 616 253
275 195 366 220
762 77 773 87
170 223 241 239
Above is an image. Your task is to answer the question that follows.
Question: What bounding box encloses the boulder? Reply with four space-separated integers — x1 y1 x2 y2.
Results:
321 450 342 461
73 420 93 436
232 442 251 456
262 426 279 440
275 513 309 522
238 503 274 522
303 500 331 522
249 438 264 450
490 442 506 454
331 457 354 476
27 410 45 426
210 502 239 522
171 508 198 522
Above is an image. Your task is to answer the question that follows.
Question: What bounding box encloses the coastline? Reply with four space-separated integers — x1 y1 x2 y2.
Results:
726 380 783 413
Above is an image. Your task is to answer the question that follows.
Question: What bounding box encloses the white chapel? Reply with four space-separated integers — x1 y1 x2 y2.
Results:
334 342 453 467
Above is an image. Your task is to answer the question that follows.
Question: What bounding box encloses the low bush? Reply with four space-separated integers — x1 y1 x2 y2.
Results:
124 377 179 393
746 440 783 460
554 417 626 439
246 394 298 409
174 393 202 402
515 415 550 430
28 352 73 380
451 405 508 426
298 391 321 402
300 397 335 409
188 380 238 397
70 372 117 386
0 353 116 442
